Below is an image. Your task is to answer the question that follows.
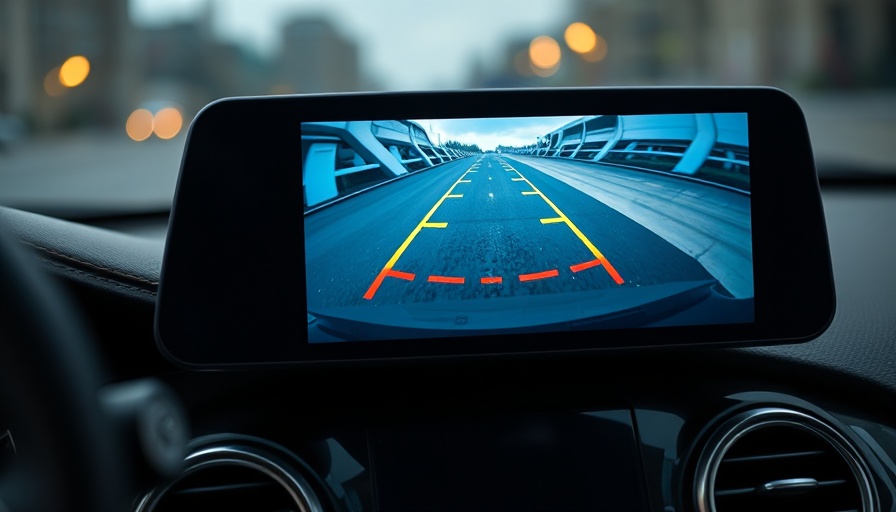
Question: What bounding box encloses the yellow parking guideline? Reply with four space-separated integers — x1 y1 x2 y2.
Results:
505 162 625 285
540 217 564 224
368 165 475 290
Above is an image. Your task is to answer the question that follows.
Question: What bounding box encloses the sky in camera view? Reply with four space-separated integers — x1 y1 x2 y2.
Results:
416 117 582 150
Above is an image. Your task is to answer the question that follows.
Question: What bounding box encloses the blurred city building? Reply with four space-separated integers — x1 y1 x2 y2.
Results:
472 0 896 89
279 17 361 94
0 0 137 131
0 2 362 134
137 6 275 117
3 0 893 135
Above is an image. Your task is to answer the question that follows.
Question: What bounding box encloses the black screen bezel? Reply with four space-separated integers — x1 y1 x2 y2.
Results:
155 87 834 367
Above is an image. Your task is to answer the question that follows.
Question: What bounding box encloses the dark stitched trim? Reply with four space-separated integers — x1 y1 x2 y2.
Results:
22 240 160 288
41 259 158 299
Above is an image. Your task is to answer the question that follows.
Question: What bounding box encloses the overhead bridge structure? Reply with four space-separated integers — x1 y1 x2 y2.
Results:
302 120 473 208
513 113 749 192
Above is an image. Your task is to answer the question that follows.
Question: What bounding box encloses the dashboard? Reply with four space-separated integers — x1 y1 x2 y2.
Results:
1 96 895 511
2 172 893 512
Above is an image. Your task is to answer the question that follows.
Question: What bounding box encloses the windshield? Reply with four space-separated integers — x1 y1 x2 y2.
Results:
1 0 894 216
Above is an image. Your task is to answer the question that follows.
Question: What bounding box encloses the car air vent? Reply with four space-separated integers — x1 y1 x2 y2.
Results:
694 407 877 512
136 444 324 512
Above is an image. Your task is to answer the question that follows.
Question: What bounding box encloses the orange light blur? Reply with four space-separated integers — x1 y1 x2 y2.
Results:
530 61 559 77
59 56 90 87
514 50 533 76
529 36 561 70
44 67 66 96
126 109 154 142
564 22 597 54
152 107 183 140
582 34 608 62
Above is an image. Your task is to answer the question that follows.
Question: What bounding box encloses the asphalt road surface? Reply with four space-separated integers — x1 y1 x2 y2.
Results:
304 154 738 323
510 154 753 298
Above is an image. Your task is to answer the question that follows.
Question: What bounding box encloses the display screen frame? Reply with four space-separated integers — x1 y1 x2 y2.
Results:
156 87 835 367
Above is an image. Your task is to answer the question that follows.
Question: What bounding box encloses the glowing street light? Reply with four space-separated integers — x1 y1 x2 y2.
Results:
583 34 608 62
59 56 90 88
529 35 561 70
564 22 597 54
126 109 154 142
153 107 183 140
44 67 66 96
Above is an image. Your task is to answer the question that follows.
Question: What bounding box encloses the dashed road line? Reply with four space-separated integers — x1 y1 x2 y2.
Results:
387 270 415 280
570 258 602 273
501 159 625 285
363 163 477 300
364 156 624 301
428 275 465 284
519 269 560 282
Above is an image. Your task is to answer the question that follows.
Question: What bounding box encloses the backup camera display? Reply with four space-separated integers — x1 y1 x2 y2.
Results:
302 113 753 343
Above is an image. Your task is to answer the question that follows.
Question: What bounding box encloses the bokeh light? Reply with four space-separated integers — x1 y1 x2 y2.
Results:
582 34 609 62
43 67 66 96
564 22 597 54
530 62 559 77
152 107 184 139
514 50 534 76
126 109 154 142
59 55 90 87
529 35 561 70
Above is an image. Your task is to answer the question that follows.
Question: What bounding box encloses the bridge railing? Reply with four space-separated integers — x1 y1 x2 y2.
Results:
525 113 750 191
302 120 473 209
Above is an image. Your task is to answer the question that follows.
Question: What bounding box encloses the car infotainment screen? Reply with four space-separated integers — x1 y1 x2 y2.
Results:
303 113 753 343
157 87 834 366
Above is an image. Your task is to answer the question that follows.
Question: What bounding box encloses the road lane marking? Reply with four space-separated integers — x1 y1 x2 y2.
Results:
387 270 415 280
480 277 503 284
511 178 525 182
363 164 477 300
458 179 472 183
428 275 465 284
504 161 626 285
447 194 463 198
519 269 559 282
570 258 601 273
540 217 564 224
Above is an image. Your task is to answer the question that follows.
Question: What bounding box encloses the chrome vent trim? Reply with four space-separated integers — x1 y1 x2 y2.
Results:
136 444 324 512
694 407 877 512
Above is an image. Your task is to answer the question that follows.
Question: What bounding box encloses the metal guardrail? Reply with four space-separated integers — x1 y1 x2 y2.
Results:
303 112 749 208
302 120 474 208
513 113 750 190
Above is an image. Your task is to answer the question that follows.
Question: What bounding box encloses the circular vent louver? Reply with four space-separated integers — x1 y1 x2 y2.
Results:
136 444 324 512
695 407 877 512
